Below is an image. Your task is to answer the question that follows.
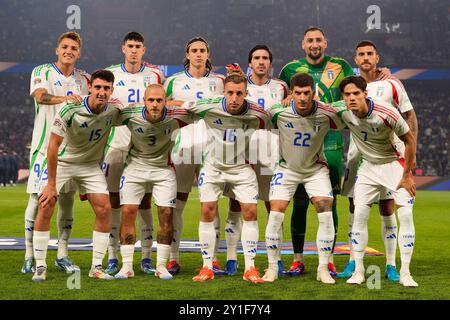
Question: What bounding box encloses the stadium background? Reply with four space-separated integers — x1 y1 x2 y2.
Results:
0 0 449 301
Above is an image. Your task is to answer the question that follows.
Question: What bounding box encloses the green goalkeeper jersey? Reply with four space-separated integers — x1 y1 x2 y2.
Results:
279 55 355 151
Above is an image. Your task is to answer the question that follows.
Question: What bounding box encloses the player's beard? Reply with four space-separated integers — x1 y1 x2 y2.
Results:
308 50 323 62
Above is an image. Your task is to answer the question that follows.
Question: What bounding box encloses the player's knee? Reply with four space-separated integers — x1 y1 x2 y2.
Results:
241 205 257 221
312 197 333 213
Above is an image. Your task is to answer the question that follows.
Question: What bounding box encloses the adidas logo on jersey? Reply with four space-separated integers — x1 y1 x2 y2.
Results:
135 127 144 134
79 122 89 128
182 84 191 90
54 80 62 86
284 122 294 128
116 80 126 86
213 119 223 125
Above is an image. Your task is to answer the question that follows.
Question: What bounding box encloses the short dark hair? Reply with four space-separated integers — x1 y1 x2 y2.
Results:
57 31 82 47
224 74 247 87
290 73 315 90
339 76 367 93
91 69 115 84
183 36 212 71
304 26 325 37
123 31 145 44
355 40 377 51
248 45 273 63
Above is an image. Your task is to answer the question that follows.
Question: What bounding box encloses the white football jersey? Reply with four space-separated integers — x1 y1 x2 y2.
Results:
367 76 413 114
164 69 225 101
51 96 122 164
182 97 270 170
29 63 90 161
334 99 410 164
117 106 193 168
246 76 288 110
105 62 165 151
269 100 345 174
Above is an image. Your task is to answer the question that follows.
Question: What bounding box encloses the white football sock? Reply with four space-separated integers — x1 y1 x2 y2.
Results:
265 211 284 270
381 214 398 266
225 210 242 261
157 243 171 267
120 244 135 269
24 194 38 259
138 208 153 260
348 210 354 261
107 208 121 260
277 223 284 263
242 220 259 271
397 206 415 275
352 204 371 273
317 211 334 267
33 230 50 268
213 210 220 261
170 200 186 262
56 192 74 259
198 221 215 269
92 231 109 267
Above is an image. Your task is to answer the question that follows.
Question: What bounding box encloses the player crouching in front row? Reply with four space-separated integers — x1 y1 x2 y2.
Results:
32 70 121 281
114 85 193 280
263 73 346 284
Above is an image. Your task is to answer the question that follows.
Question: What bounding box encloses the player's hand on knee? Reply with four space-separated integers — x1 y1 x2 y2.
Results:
38 185 58 208
396 176 416 197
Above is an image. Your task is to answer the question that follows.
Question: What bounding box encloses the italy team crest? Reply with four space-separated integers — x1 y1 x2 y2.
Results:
327 70 334 80
313 120 321 132
376 86 384 96
209 81 216 92
143 76 153 87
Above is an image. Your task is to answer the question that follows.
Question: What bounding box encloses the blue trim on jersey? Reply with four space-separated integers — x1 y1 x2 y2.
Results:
121 63 144 74
366 98 375 117
51 63 74 76
222 97 227 112
185 69 210 78
83 96 93 114
142 106 147 120
290 99 318 116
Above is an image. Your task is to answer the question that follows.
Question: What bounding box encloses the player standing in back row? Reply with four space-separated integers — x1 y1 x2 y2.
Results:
103 31 165 275
164 37 225 275
23 31 90 275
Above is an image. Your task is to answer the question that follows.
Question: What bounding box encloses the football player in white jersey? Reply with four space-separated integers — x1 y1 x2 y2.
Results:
183 74 269 283
262 73 345 284
23 32 90 274
32 70 122 282
103 32 165 275
336 76 417 287
113 85 193 280
338 41 418 280
223 46 288 276
164 37 226 275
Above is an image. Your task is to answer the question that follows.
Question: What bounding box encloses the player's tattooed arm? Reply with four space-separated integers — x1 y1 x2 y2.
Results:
39 133 63 208
32 88 83 105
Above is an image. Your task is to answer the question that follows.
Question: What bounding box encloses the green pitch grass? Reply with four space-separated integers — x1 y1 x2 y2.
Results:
0 185 449 300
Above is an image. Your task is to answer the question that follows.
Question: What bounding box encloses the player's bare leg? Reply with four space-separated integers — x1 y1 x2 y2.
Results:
87 193 113 280
116 203 138 279
155 206 173 280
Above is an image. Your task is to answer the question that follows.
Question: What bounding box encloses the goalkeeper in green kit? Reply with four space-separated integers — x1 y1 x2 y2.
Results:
279 27 390 276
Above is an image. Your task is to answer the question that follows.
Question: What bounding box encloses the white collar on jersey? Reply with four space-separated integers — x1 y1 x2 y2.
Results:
247 75 271 85
51 63 74 76
121 63 145 74
84 96 108 114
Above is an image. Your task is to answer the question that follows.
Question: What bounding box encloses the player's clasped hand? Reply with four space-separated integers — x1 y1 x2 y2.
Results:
38 185 58 208
397 176 416 197
65 94 83 104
